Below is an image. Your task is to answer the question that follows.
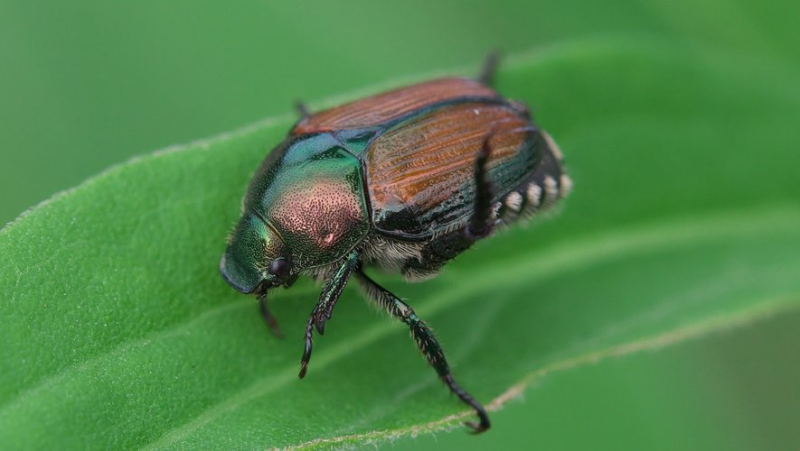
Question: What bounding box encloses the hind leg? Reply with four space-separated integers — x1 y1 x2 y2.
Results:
477 51 501 85
403 134 497 278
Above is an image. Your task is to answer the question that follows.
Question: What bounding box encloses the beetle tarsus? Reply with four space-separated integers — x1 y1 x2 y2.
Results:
478 51 501 86
354 269 491 433
299 312 315 378
314 315 326 335
442 374 491 434
465 418 491 434
295 101 312 119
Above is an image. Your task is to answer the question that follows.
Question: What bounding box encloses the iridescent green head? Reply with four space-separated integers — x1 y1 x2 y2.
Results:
220 213 294 294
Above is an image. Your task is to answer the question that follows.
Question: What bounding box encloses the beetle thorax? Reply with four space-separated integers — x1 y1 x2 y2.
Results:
267 176 366 267
245 134 371 269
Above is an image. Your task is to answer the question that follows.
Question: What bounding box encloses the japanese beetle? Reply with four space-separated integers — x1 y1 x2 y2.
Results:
220 54 571 433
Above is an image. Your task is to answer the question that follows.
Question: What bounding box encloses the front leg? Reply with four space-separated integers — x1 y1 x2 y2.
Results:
258 293 283 338
298 250 359 378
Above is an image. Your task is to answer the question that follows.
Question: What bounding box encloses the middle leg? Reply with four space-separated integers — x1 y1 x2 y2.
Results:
354 268 491 433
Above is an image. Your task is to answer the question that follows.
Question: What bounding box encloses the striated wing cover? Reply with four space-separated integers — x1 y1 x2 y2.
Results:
364 101 541 238
292 78 499 135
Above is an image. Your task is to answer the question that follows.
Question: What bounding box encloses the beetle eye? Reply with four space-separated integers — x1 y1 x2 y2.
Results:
268 258 291 280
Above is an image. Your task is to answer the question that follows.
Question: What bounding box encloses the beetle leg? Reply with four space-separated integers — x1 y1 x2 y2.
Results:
298 250 360 379
477 51 501 86
354 268 491 433
314 250 360 335
299 307 318 379
402 135 497 278
465 133 496 241
258 293 284 339
295 101 312 119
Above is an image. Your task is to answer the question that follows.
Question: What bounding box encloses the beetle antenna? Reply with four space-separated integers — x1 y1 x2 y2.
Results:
477 50 501 85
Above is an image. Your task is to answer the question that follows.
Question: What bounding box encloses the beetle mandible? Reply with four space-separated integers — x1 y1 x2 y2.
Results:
220 54 571 432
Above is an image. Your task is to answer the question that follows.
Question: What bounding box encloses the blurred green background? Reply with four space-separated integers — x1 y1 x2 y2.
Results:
1 1 797 449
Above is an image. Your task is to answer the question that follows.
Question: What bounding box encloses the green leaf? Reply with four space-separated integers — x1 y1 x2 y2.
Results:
2 37 799 449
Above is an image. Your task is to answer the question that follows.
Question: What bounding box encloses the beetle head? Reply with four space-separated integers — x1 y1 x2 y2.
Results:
220 213 295 294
